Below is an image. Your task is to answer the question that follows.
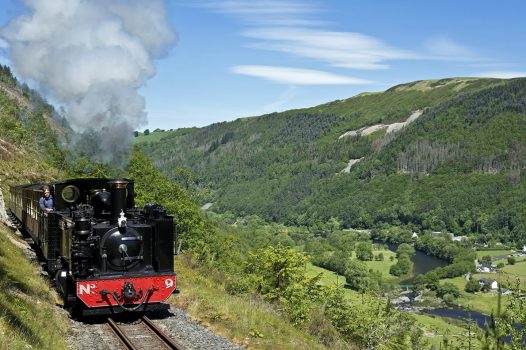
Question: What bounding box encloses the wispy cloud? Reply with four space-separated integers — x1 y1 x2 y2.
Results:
263 85 298 112
423 36 484 61
231 65 372 85
245 27 417 70
474 71 526 79
193 1 497 84
189 0 324 26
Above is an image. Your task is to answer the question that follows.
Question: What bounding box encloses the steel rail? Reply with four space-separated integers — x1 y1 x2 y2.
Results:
142 316 186 350
107 318 139 350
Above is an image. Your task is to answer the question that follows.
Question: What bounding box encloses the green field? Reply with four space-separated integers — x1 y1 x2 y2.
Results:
411 313 479 349
440 261 526 315
475 249 514 259
353 249 399 281
440 276 509 315
134 130 173 143
501 260 526 286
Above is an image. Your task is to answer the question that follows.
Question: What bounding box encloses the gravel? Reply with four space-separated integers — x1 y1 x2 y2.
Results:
150 306 245 350
66 306 245 350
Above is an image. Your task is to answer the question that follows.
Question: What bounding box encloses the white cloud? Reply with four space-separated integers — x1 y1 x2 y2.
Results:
245 27 417 70
474 71 526 79
231 65 372 85
189 0 323 26
199 1 500 79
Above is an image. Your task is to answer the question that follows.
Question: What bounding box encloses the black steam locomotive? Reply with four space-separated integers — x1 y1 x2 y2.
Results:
8 178 177 316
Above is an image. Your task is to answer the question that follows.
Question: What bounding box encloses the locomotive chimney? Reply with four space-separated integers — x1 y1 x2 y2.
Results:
109 180 128 225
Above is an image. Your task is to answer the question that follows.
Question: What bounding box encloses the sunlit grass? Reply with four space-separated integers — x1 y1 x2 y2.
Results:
411 313 481 349
440 276 509 315
360 249 398 281
475 249 514 259
501 260 526 285
0 225 69 350
172 257 347 350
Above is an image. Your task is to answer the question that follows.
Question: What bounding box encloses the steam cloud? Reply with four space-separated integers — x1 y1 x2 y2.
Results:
1 0 176 162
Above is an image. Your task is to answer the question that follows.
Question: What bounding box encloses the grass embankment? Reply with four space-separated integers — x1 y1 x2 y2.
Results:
172 257 345 350
0 224 69 350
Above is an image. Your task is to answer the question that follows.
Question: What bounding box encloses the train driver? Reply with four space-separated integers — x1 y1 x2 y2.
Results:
39 185 54 213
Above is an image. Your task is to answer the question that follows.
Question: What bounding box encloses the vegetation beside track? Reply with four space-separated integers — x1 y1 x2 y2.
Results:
0 224 69 350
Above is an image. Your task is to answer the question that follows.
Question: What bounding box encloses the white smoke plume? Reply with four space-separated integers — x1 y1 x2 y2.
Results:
0 0 176 162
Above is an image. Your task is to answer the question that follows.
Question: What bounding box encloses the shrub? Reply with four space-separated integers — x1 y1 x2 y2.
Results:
465 279 480 293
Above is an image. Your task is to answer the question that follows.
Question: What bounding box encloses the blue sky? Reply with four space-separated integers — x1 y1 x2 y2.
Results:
1 0 526 131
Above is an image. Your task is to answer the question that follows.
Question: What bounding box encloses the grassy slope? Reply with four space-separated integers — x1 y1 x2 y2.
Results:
0 224 69 350
172 257 346 350
0 72 68 349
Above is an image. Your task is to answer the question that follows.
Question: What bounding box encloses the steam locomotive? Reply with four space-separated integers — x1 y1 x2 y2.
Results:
8 178 177 316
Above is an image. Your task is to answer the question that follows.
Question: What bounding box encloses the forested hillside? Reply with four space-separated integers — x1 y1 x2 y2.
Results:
0 64 68 188
138 77 526 245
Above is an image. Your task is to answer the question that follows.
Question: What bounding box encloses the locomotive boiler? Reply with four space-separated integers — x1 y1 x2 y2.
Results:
8 178 177 316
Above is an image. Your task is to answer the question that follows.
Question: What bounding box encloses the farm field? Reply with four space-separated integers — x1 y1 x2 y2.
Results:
352 249 399 282
475 249 515 259
501 260 526 286
440 276 509 315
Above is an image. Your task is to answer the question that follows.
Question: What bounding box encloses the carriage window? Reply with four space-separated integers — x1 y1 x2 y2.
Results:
62 185 80 203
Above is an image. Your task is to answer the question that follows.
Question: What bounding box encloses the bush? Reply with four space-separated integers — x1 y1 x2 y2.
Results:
356 242 373 261
465 279 480 293
225 275 251 295
507 256 516 265
480 255 492 263
436 283 461 299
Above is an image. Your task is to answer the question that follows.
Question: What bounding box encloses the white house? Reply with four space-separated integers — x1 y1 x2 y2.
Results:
478 279 498 290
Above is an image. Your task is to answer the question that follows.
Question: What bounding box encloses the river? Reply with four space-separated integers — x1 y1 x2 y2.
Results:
380 242 450 281
377 243 517 336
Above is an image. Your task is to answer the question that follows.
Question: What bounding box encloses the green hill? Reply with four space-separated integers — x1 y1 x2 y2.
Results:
0 65 70 349
138 77 526 245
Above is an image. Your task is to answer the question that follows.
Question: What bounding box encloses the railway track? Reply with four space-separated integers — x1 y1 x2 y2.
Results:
107 316 186 350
